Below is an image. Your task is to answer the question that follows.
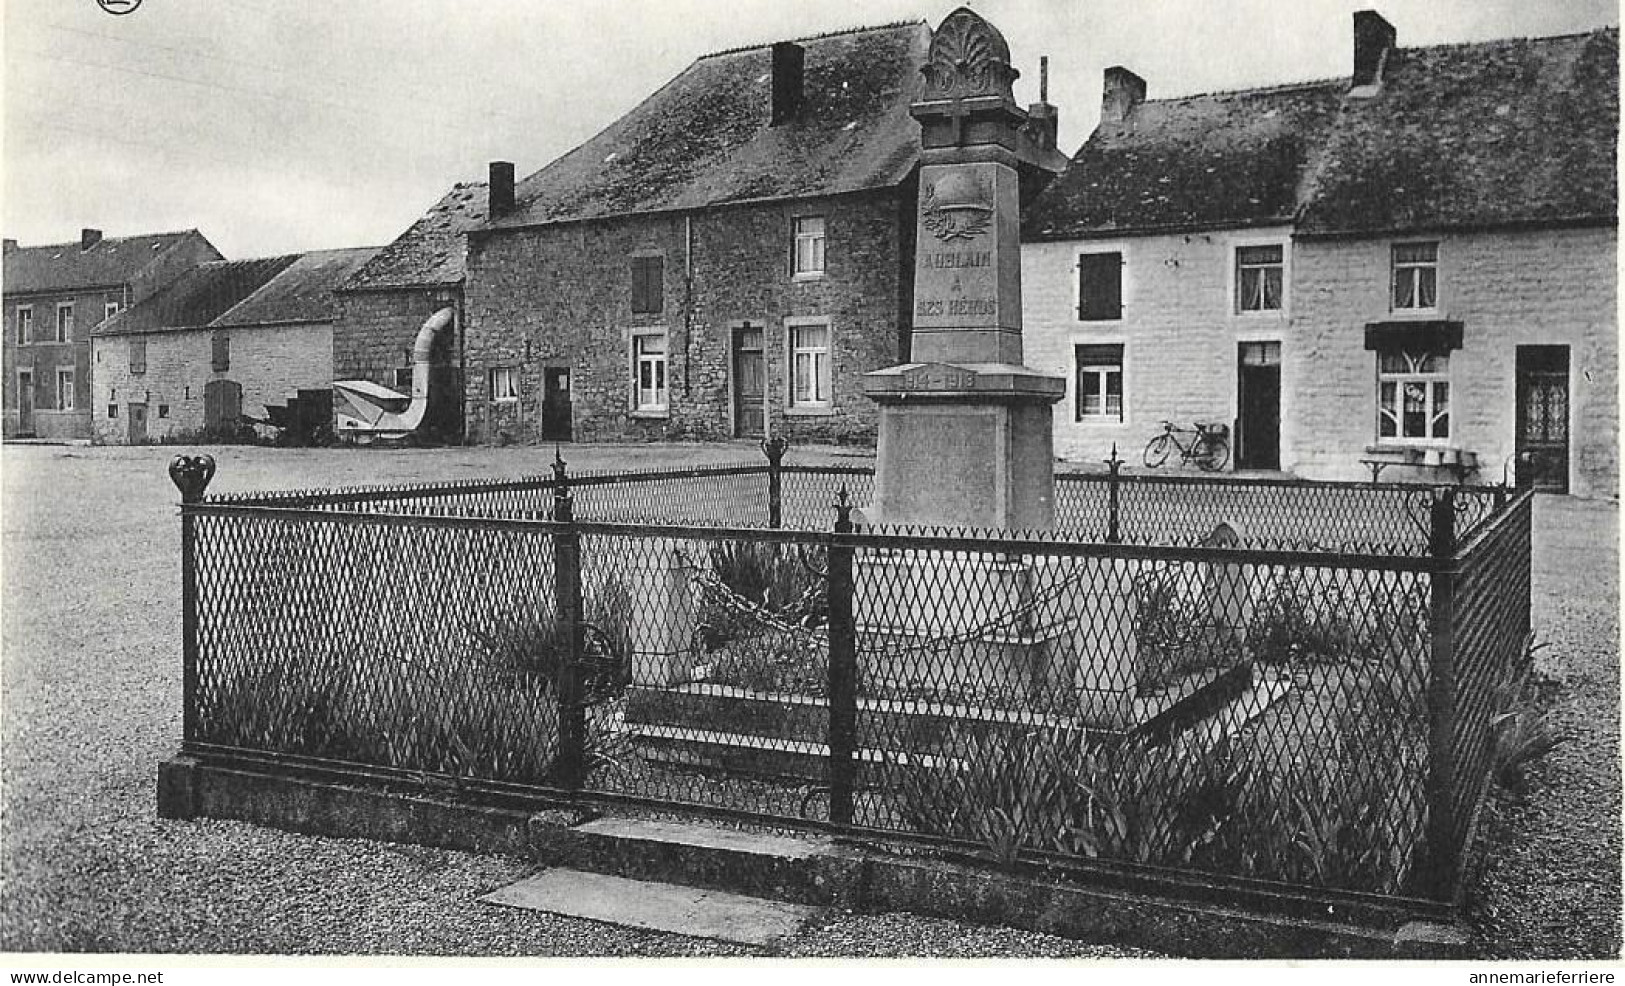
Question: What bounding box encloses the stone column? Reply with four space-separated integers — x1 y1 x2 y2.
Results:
861 7 1069 532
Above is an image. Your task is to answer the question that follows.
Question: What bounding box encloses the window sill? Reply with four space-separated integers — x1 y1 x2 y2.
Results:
791 273 826 283
489 397 520 405
785 405 834 417
1387 309 1442 319
1073 417 1128 427
629 408 669 420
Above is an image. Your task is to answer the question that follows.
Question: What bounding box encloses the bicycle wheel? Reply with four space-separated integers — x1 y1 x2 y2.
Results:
1194 435 1230 472
1143 433 1173 468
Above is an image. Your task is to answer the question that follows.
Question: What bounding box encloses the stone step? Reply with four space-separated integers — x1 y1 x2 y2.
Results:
623 722 964 786
542 816 864 908
624 682 1107 753
480 867 824 947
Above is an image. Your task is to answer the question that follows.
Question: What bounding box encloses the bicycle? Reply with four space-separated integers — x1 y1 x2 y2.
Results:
1143 421 1230 471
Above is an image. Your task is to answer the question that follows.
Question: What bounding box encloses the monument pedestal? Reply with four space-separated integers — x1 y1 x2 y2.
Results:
862 362 1064 531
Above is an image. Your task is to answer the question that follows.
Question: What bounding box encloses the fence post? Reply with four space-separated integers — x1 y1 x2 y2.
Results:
826 487 858 827
763 436 789 529
551 452 587 790
1425 486 1460 899
1104 442 1124 544
168 454 217 746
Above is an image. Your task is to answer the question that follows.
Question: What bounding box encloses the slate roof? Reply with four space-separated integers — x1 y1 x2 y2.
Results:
214 247 380 326
1024 27 1618 241
341 183 487 292
92 256 299 337
1023 81 1345 239
1298 28 1618 236
488 21 930 230
3 230 214 295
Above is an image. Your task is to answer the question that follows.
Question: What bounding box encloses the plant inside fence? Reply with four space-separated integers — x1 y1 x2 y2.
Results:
195 578 635 787
889 668 1429 895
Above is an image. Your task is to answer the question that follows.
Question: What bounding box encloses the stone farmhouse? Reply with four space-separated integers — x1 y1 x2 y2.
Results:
456 21 1056 446
332 183 488 444
91 248 376 444
3 228 221 441
1022 11 1617 497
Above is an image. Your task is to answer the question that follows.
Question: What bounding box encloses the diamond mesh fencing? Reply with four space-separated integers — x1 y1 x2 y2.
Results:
190 509 565 786
1055 474 1506 555
575 529 834 824
177 457 1530 907
1441 492 1534 861
840 531 1435 896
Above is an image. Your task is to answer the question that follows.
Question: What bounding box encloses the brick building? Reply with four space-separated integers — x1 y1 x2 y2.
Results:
1022 11 1617 497
3 228 221 440
462 22 940 446
90 250 376 444
332 183 487 443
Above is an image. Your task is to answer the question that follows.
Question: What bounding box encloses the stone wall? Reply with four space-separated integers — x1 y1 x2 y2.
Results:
462 187 913 446
5 288 123 439
91 322 332 444
1292 226 1617 498
1022 228 1294 466
1021 224 1618 498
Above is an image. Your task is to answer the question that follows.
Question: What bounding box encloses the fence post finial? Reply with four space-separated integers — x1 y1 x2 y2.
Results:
834 485 854 534
763 436 789 528
1103 443 1124 543
168 454 216 504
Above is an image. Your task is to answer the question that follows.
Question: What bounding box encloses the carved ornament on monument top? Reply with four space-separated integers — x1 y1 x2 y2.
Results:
920 7 1018 103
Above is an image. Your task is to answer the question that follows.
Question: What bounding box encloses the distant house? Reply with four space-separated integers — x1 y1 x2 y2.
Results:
460 21 1054 446
3 228 222 440
90 249 376 444
1022 11 1617 497
331 183 487 444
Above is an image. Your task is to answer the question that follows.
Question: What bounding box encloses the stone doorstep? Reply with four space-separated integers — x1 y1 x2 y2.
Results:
480 868 824 947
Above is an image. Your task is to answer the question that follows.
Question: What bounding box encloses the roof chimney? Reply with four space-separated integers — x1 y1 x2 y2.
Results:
771 42 805 126
1101 66 1146 124
1025 55 1059 150
1353 10 1396 90
488 161 515 219
81 228 103 251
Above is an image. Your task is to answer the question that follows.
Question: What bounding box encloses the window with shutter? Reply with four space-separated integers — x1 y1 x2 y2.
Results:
631 256 663 315
129 337 147 375
212 332 230 372
1077 253 1122 321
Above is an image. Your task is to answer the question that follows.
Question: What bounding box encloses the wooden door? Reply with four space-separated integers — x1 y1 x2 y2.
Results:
1516 346 1569 493
127 403 147 444
733 324 765 438
1236 342 1281 470
204 379 242 435
541 367 572 442
17 371 32 434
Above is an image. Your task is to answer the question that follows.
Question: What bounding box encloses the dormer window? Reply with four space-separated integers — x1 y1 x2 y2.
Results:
1392 242 1438 312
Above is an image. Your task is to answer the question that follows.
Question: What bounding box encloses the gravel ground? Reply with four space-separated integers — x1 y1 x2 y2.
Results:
2 443 1616 959
0 442 1131 959
1467 493 1621 959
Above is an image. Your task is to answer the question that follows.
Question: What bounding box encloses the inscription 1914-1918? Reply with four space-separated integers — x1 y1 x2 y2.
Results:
899 367 978 390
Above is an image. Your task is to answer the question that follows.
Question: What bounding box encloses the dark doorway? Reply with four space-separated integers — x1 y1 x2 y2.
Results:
17 371 32 435
1515 345 1569 493
1236 342 1281 470
541 366 573 442
127 402 148 444
204 379 242 436
733 323 765 438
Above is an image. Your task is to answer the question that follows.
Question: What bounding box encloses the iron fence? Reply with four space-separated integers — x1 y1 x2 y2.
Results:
204 443 1505 558
168 450 1532 916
